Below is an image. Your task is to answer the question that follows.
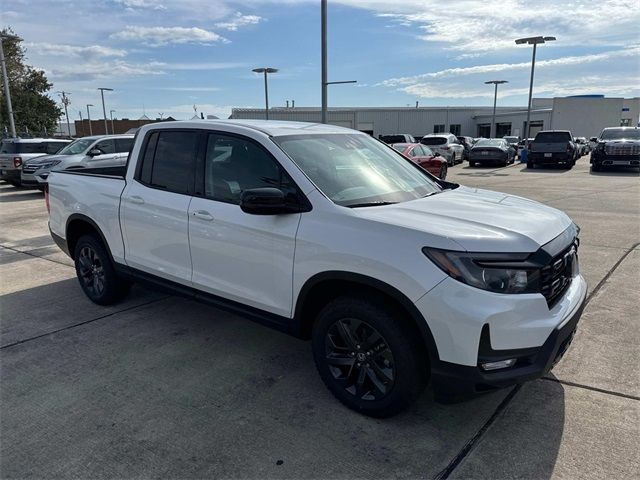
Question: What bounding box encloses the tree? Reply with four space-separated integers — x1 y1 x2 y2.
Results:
1 28 62 136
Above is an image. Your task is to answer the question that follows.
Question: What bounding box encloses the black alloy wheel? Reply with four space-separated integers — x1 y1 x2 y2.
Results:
324 318 395 401
439 164 448 179
77 245 106 298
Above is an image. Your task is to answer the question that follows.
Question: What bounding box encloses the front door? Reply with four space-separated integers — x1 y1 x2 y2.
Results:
188 132 302 317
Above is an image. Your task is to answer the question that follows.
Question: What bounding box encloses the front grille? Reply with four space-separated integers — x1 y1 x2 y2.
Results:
540 240 578 307
605 144 640 155
22 165 39 173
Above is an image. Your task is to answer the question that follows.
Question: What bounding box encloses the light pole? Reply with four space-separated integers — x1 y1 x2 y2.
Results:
515 36 555 147
98 87 113 134
86 104 94 135
78 110 84 137
110 109 116 134
58 91 71 138
0 32 19 138
320 0 357 124
484 80 508 138
252 68 278 120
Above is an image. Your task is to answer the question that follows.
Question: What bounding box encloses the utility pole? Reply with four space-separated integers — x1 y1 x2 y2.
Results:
110 109 116 134
58 91 72 138
320 0 356 124
86 104 94 135
78 110 84 137
0 33 18 138
98 87 113 134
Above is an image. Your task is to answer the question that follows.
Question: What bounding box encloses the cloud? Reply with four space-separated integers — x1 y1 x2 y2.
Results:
111 26 229 46
380 46 640 87
215 11 263 31
157 86 221 91
45 60 165 81
113 0 166 10
24 42 127 59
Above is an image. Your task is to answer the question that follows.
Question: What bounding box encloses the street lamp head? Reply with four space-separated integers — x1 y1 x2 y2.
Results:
87 104 94 107
515 35 556 45
252 67 278 74
98 87 114 91
485 80 509 85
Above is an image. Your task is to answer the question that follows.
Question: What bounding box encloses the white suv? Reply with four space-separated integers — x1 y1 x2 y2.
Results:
47 120 587 417
421 134 465 166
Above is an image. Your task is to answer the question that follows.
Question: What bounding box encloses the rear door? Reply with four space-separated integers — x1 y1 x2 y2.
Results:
187 132 301 317
114 137 134 166
121 129 201 284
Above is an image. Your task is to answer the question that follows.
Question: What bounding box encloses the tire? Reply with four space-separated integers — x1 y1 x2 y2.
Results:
526 161 534 169
312 295 428 418
469 161 476 167
591 162 601 172
74 234 131 305
439 164 447 180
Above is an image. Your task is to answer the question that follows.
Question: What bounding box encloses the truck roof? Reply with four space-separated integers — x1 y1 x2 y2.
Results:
141 119 355 137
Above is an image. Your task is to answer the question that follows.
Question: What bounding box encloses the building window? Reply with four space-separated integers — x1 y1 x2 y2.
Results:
620 118 632 127
433 124 445 133
496 123 512 137
449 124 461 136
477 124 491 138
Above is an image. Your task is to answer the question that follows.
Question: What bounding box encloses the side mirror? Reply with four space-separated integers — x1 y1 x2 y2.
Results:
433 152 440 157
88 149 102 157
240 187 289 215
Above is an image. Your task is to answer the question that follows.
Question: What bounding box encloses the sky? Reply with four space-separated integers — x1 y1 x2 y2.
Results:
2 0 639 121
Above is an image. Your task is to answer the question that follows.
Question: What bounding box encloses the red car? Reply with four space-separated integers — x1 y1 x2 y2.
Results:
392 143 448 179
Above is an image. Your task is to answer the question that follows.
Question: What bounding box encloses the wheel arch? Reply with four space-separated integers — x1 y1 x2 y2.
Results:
294 271 440 364
65 214 114 262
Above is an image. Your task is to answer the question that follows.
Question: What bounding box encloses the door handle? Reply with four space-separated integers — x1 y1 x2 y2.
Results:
129 195 145 205
193 210 214 221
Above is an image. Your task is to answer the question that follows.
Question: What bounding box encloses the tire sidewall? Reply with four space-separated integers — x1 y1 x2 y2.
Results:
312 297 426 417
74 234 125 305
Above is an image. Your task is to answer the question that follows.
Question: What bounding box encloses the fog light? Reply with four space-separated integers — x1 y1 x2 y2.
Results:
480 358 517 371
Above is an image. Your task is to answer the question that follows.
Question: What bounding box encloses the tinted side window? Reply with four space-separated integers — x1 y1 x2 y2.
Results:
94 139 115 154
148 131 198 195
139 132 158 185
115 138 134 153
205 133 296 205
46 142 64 154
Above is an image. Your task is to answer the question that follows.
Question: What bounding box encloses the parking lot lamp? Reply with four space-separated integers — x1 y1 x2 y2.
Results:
98 87 113 134
252 68 278 120
86 104 94 135
110 110 116 134
485 80 508 138
515 36 556 148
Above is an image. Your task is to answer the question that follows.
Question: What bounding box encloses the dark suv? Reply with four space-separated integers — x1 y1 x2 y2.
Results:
590 127 640 172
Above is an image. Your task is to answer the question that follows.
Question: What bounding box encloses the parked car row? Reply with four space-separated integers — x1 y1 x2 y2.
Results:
0 135 134 189
590 127 640 172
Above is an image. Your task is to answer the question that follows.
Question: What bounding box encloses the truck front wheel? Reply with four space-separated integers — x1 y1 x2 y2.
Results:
74 234 131 305
312 296 428 417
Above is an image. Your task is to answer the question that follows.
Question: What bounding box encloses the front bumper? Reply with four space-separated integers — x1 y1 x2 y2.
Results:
591 153 640 167
415 274 587 401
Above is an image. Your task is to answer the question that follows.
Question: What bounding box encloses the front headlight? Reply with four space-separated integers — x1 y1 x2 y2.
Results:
423 248 540 294
38 160 62 169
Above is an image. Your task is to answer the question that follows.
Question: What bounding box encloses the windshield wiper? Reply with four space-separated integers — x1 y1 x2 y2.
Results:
421 191 442 198
347 201 397 208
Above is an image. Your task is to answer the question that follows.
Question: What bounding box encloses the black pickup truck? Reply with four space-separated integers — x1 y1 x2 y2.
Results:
527 130 577 169
590 127 640 172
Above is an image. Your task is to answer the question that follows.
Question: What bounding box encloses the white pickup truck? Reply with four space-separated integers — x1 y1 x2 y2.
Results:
47 120 587 417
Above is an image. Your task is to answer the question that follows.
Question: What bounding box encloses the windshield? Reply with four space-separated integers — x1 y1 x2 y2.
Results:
503 137 518 142
392 143 410 152
273 133 442 207
600 128 640 140
57 138 94 155
421 137 447 145
475 139 504 147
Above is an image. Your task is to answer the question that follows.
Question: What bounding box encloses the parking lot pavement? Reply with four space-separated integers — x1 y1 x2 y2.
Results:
1 156 639 479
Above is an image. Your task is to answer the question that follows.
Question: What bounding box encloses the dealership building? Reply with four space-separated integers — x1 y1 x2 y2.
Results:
230 96 640 139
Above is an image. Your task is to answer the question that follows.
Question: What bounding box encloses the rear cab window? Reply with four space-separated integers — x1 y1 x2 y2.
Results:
421 137 447 146
0 142 48 154
534 132 572 142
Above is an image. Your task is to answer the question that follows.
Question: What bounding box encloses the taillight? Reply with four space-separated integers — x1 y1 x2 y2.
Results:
44 184 50 214
13 156 22 168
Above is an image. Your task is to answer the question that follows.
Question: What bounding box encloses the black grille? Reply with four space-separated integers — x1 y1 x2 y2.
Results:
540 240 578 307
22 165 39 173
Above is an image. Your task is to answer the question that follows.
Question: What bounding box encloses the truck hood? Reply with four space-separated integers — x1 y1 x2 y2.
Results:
354 186 573 252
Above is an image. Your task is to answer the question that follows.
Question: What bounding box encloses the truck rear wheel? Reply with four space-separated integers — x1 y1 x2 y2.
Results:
74 234 131 305
312 296 428 417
